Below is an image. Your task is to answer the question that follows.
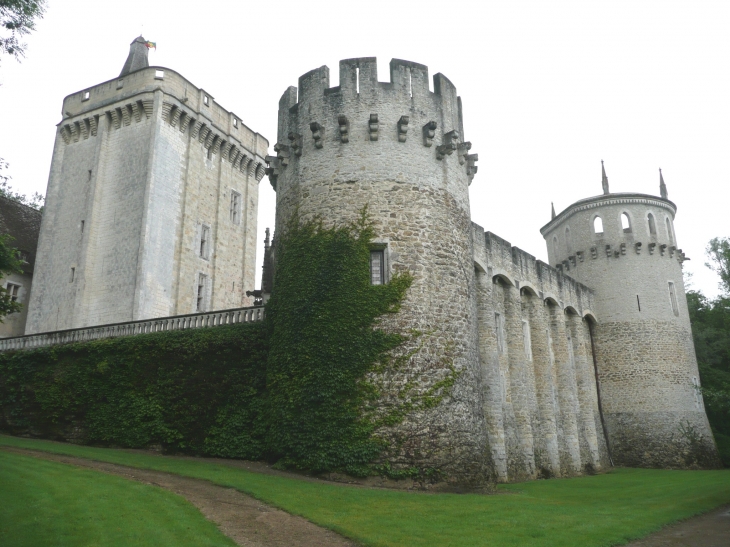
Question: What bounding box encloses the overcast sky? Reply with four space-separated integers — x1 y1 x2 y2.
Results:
0 0 728 297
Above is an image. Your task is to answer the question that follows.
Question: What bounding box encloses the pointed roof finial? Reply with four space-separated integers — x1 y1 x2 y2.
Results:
551 202 556 219
601 160 609 195
659 168 668 199
120 36 149 77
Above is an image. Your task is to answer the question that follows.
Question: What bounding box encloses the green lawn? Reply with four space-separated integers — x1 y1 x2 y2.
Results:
2 435 730 547
0 450 236 547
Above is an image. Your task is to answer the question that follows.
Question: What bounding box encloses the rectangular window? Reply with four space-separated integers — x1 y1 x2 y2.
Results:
370 250 384 285
6 283 20 302
154 70 165 79
230 191 241 225
82 91 90 101
70 267 75 283
522 320 532 361
495 312 505 354
668 281 679 316
233 118 238 128
199 225 210 259
196 273 207 312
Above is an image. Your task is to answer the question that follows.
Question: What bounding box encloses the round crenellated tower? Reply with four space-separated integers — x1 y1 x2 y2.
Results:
540 166 720 468
268 58 489 483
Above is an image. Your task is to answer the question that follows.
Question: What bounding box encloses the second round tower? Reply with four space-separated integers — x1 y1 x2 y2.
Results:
540 169 720 468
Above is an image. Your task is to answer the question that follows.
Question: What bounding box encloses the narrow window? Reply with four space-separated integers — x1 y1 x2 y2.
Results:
668 281 679 316
6 283 20 302
196 273 207 312
593 216 604 235
408 69 413 98
692 377 702 409
665 217 674 244
522 320 532 361
203 95 209 106
552 236 559 259
370 250 384 285
154 69 165 79
495 312 505 354
82 91 90 101
566 333 575 368
617 212 630 233
80 220 85 234
230 191 241 225
546 328 555 368
565 226 572 254
356 67 360 94
233 118 238 128
70 267 75 283
647 213 656 235
637 295 641 311
199 225 211 259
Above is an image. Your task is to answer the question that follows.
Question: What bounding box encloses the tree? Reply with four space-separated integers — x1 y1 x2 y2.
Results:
706 237 730 295
0 0 46 62
0 233 23 319
689 237 730 466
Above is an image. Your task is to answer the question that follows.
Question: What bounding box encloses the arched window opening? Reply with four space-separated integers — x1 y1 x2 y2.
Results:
665 217 674 244
553 236 559 259
647 213 656 235
593 216 603 235
565 227 572 254
621 213 631 233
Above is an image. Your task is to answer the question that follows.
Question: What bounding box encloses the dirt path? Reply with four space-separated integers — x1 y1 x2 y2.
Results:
1 447 358 547
621 504 730 547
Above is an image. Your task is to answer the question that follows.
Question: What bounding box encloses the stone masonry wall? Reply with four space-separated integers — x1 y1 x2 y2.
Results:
26 67 268 333
271 58 490 485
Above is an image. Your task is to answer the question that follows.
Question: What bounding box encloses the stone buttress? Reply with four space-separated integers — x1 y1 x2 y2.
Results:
472 227 611 481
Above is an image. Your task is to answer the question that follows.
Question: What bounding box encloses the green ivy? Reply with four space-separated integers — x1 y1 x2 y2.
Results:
264 210 413 475
0 212 471 477
0 323 268 456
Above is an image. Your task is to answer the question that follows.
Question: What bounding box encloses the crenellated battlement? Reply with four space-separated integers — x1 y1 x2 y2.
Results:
472 223 597 319
269 58 478 190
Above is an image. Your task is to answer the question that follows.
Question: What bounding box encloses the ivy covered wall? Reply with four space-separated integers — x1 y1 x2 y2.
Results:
0 215 458 477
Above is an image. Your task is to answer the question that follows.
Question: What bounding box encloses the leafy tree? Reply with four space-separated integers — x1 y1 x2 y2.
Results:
706 237 730 295
0 0 46 62
0 233 23 319
689 237 730 466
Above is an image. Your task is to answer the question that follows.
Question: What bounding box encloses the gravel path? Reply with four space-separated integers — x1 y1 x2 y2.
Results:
1 447 358 547
621 504 730 547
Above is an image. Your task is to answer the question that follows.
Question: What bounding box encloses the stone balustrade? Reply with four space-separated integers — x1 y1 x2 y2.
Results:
0 306 265 353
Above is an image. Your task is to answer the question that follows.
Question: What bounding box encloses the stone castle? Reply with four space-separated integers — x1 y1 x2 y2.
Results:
0 39 720 482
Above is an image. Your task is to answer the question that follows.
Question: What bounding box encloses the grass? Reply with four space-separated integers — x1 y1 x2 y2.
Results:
2 435 730 547
0 450 236 547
